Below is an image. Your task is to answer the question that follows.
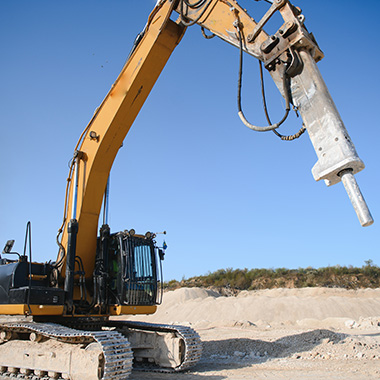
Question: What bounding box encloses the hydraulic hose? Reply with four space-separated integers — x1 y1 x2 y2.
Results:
259 60 306 141
236 25 290 132
179 0 213 27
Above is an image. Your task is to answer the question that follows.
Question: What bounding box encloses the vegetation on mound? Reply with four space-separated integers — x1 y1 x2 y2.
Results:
164 260 380 293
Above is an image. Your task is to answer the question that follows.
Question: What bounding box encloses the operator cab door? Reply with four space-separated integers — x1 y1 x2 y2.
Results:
112 235 159 306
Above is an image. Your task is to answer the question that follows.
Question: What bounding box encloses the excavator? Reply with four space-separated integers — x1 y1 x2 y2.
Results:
0 0 374 379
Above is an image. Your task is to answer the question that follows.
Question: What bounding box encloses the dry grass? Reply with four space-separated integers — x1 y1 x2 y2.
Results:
165 261 380 293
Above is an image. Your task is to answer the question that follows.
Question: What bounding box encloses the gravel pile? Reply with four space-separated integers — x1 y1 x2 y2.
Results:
201 327 380 363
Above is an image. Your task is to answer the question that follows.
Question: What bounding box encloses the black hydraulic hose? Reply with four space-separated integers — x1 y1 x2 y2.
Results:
236 26 290 132
24 221 32 314
179 0 213 27
258 60 306 140
75 258 84 301
55 156 76 269
75 256 87 302
201 26 215 39
183 0 207 8
64 219 79 312
108 287 122 306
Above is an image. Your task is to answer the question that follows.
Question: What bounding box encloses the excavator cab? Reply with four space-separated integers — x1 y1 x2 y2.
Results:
107 231 162 307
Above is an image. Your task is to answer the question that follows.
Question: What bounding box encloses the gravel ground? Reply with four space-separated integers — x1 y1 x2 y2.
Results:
126 287 380 380
129 323 380 379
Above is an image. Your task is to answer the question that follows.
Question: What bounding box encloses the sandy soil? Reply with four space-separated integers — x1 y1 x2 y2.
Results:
123 287 380 379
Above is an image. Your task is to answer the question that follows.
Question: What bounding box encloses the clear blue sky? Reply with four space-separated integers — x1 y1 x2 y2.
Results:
1 1 379 281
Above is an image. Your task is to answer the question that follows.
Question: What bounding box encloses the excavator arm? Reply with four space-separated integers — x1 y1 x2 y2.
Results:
58 0 373 290
58 1 186 278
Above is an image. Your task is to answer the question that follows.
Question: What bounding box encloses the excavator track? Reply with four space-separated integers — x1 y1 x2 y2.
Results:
109 320 202 372
0 320 202 379
0 322 133 380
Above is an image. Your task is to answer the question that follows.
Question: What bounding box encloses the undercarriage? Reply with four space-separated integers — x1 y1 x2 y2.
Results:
0 319 202 379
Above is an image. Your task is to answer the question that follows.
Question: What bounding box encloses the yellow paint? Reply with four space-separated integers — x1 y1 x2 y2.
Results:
28 274 47 281
109 305 157 316
0 304 64 316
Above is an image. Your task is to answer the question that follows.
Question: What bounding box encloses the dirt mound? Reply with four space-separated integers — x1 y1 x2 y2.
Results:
127 287 380 329
162 287 221 304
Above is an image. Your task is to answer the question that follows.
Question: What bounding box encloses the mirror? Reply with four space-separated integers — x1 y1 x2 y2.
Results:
2 240 15 254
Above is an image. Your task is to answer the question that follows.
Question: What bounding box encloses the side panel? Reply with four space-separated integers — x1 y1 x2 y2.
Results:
0 304 64 315
110 305 157 316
